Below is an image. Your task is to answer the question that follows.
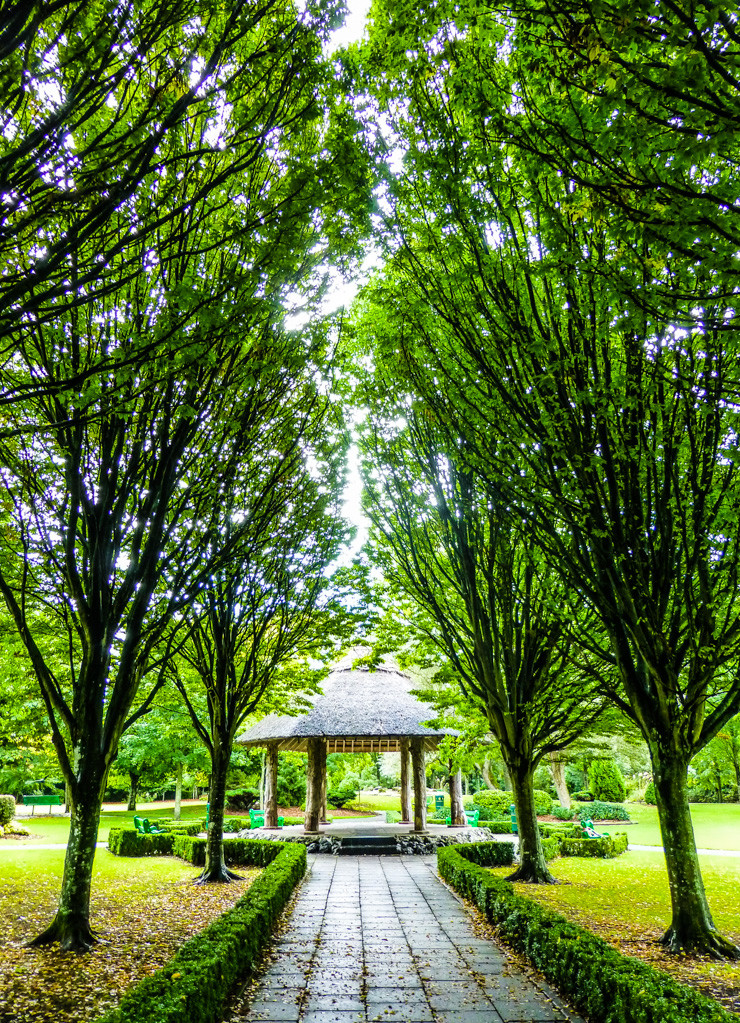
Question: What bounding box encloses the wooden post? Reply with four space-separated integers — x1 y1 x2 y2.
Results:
320 747 329 823
449 766 465 826
400 739 412 823
411 737 427 833
305 737 324 833
265 744 279 828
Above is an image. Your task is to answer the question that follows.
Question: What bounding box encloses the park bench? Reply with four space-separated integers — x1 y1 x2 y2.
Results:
445 808 480 826
249 808 284 828
581 818 609 839
23 794 62 816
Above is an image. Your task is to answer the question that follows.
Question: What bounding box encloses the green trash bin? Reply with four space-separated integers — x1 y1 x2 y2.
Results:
435 794 445 812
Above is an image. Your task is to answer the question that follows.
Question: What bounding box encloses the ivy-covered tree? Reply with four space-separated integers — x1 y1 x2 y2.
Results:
0 0 369 950
355 0 740 955
170 394 353 882
358 401 609 881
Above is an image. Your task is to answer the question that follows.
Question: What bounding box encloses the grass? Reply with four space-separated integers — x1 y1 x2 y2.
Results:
489 849 740 1013
597 801 740 851
10 802 208 843
0 847 258 1023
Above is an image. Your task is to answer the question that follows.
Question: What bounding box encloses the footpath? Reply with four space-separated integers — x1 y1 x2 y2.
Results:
227 854 584 1023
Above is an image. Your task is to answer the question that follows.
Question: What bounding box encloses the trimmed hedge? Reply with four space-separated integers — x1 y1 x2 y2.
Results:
385 810 402 824
559 834 629 858
158 822 202 836
0 795 15 826
99 841 306 1023
541 836 561 861
576 800 630 822
108 830 175 857
487 819 514 834
437 844 735 1023
471 789 511 817
446 840 515 867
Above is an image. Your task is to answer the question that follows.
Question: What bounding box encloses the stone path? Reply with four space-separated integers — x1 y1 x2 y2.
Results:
229 855 583 1023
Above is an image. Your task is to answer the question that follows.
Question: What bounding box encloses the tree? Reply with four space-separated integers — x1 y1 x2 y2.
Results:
355 0 740 955
0 0 368 394
0 0 369 948
170 392 352 882
358 401 608 881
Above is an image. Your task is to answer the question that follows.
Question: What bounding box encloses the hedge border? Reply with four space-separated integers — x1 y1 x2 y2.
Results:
437 844 735 1023
98 840 306 1023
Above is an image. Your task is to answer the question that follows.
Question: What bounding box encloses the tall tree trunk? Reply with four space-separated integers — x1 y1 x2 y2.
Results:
29 773 105 950
547 753 571 808
265 744 279 828
480 758 496 789
449 766 465 826
651 747 739 957
174 762 182 821
197 739 241 884
505 757 554 884
304 737 324 833
127 772 139 812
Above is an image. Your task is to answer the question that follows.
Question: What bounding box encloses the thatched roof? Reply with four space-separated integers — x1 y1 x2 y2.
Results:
237 659 452 753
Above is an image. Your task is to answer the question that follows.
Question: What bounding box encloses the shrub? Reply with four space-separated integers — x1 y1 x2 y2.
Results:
590 760 627 802
222 817 251 833
0 795 16 826
533 789 552 815
550 805 577 821
559 834 629 858
539 823 582 840
108 830 175 857
224 788 258 812
571 789 593 801
644 781 656 804
576 800 630 822
437 844 735 1023
486 820 514 834
472 789 511 817
327 782 357 808
100 842 306 1023
541 836 561 861
158 822 202 836
385 811 402 824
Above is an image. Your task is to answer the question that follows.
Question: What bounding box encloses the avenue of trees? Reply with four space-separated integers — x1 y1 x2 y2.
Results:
348 0 740 958
2 0 740 967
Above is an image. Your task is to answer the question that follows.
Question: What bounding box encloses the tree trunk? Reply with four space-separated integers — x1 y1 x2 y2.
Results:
265 744 279 828
411 737 427 833
127 772 139 812
481 758 497 789
259 750 266 810
547 753 571 808
29 779 104 950
506 759 554 884
400 739 412 822
651 747 739 957
174 762 182 821
449 767 465 826
197 740 241 884
64 781 72 815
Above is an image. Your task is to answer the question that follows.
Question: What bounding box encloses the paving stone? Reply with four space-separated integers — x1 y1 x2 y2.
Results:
301 1012 366 1023
305 995 365 1012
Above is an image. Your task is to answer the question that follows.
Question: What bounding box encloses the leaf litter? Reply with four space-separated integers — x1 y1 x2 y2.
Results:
0 864 259 1023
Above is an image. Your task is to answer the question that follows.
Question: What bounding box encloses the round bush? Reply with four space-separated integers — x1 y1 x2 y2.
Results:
533 788 552 815
0 795 16 826
472 789 511 817
590 759 627 802
644 781 656 804
571 790 593 802
551 804 577 821
576 800 631 822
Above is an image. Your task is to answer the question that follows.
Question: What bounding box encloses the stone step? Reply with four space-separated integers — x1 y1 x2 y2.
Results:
338 835 399 855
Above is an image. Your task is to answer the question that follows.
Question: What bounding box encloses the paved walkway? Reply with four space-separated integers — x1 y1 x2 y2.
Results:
229 855 583 1023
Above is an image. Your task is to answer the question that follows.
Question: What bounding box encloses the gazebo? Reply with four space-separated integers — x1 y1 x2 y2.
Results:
236 658 462 833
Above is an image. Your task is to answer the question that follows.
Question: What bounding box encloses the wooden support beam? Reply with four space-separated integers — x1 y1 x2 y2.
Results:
265 743 279 828
400 738 412 823
304 737 325 833
410 736 427 833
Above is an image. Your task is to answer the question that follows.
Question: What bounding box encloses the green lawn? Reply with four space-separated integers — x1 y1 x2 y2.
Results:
598 801 740 851
10 802 208 844
494 850 740 1009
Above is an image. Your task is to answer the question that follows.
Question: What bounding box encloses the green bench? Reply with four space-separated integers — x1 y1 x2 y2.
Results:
249 808 284 828
23 794 62 816
445 808 480 827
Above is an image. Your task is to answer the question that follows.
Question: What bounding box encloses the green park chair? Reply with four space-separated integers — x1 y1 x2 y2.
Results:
581 818 609 839
132 815 147 835
142 817 165 835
